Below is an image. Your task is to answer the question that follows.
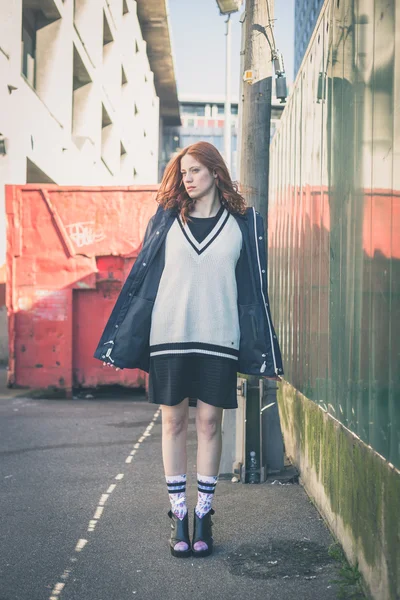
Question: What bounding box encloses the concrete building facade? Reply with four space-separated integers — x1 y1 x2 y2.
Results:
161 93 285 182
0 0 179 363
162 94 240 180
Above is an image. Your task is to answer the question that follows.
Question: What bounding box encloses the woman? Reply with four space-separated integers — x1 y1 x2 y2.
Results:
94 141 284 559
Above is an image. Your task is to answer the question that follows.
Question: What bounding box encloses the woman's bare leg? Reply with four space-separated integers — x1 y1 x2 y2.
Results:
194 400 224 552
161 398 190 552
196 400 223 475
161 398 189 475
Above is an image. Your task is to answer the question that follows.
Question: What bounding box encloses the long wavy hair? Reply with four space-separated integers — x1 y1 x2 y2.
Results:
156 141 247 224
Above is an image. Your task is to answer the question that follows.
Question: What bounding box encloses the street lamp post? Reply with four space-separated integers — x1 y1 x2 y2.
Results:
224 15 232 174
216 0 243 174
214 0 244 480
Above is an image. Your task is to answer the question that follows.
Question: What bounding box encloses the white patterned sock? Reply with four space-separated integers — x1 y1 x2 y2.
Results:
195 474 218 519
166 474 187 520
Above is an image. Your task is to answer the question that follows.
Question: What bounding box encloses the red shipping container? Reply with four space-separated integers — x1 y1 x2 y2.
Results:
6 185 159 396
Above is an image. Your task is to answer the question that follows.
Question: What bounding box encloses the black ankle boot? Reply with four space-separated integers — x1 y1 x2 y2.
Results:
192 508 215 558
167 510 191 558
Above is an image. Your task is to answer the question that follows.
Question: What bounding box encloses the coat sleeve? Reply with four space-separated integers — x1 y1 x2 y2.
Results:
255 212 284 376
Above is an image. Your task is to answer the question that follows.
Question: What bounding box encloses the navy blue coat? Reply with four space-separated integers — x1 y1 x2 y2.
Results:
93 203 284 378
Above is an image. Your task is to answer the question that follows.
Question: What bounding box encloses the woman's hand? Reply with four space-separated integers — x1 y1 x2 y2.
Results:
103 362 121 371
262 375 282 382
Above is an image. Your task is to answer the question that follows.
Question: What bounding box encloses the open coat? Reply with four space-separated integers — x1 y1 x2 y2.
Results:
93 203 284 378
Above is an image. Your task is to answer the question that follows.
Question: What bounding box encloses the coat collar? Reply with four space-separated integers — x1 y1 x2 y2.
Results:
156 202 250 221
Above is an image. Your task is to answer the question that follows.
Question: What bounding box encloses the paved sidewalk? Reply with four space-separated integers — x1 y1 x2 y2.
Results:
0 369 364 600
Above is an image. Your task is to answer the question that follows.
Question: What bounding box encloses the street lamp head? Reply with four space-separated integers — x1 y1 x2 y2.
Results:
216 0 243 15
0 134 7 156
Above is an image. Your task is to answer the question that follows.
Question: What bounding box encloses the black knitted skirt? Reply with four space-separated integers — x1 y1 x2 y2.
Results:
148 353 238 409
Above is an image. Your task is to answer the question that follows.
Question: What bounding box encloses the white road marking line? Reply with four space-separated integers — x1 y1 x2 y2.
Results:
60 569 72 580
49 581 66 598
75 539 88 552
54 582 65 592
87 519 97 532
93 506 104 519
48 408 160 600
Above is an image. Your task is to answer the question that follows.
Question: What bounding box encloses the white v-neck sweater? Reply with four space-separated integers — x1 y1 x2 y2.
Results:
149 208 243 361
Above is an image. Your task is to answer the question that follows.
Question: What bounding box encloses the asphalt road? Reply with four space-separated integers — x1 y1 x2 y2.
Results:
0 389 353 600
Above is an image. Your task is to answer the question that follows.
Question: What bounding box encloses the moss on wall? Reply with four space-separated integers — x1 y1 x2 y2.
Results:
277 381 400 599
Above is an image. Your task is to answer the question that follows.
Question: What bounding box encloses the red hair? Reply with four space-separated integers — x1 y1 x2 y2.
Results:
156 141 247 224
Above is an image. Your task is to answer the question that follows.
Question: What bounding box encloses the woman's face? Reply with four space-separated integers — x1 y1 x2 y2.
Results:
180 154 216 200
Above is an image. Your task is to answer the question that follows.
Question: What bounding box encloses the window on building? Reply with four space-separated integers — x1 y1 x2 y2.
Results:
72 46 93 146
102 9 115 101
121 65 128 86
21 8 37 87
26 158 55 183
181 104 206 117
21 2 61 90
103 10 113 46
215 104 238 116
102 104 112 127
101 103 114 174
73 44 91 91
120 141 127 171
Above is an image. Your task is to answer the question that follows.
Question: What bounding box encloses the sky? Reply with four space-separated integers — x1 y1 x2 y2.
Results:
167 0 295 98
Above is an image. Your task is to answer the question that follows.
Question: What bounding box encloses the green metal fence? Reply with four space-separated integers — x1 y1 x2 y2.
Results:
268 0 399 468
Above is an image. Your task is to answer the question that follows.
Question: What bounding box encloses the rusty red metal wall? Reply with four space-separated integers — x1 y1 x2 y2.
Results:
6 185 159 394
268 0 400 469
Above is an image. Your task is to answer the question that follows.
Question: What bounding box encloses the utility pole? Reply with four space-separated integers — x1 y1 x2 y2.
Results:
238 0 285 479
239 0 271 210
